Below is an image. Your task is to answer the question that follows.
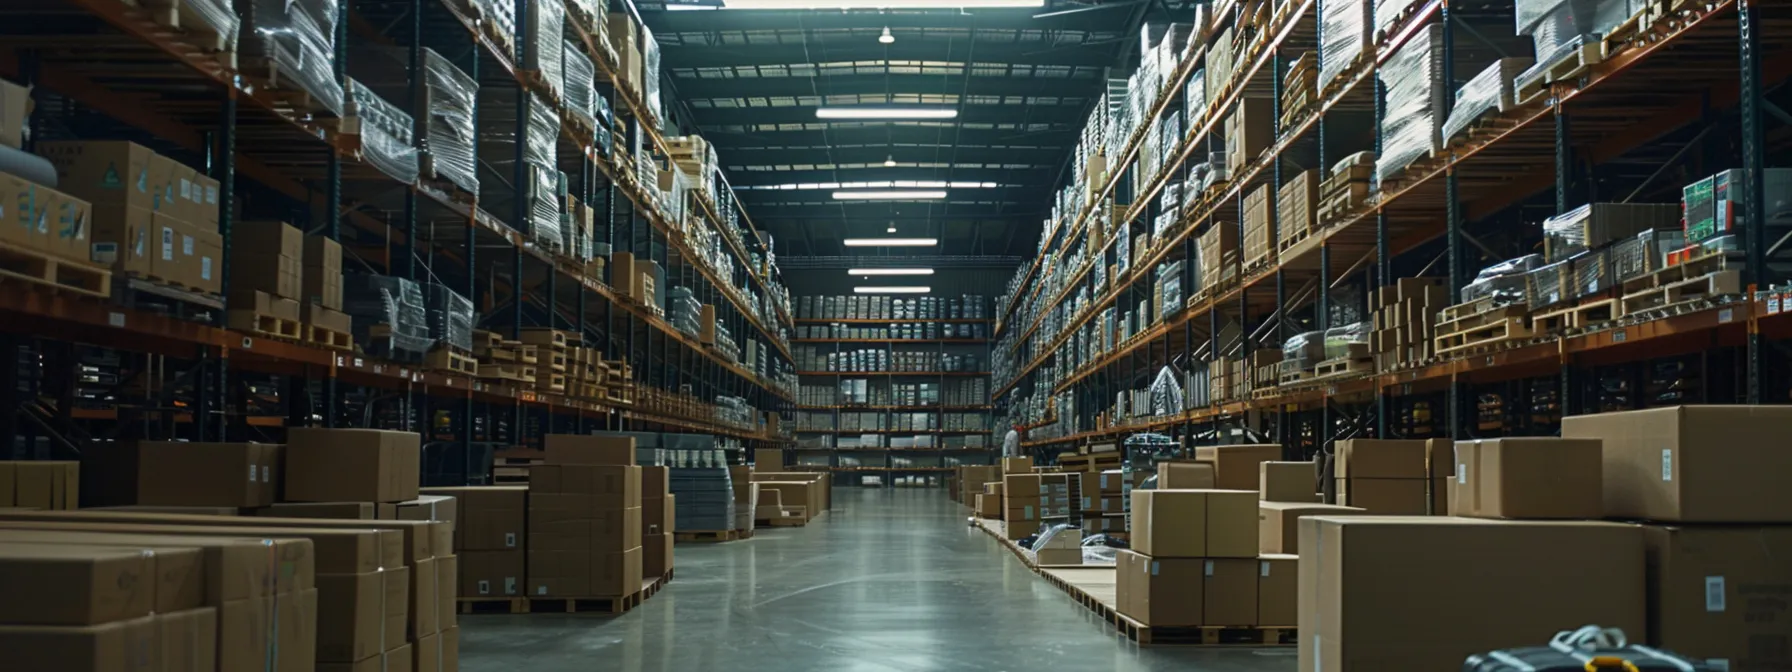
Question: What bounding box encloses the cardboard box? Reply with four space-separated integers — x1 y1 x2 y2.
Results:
315 568 409 663
530 465 641 508
545 434 635 465
1002 457 1034 474
1117 549 1204 626
1035 547 1081 565
318 643 408 672
590 546 643 597
302 235 343 310
235 220 304 261
974 494 1001 518
256 502 388 520
1204 558 1258 626
1158 462 1215 489
421 486 524 551
1425 438 1455 479
1643 524 1792 669
1257 502 1364 554
752 449 784 469
1336 478 1428 514
1452 438 1602 519
302 302 352 334
1259 461 1318 502
0 544 160 624
0 615 166 671
1098 469 1127 493
1562 406 1792 522
1297 516 1646 672
13 461 79 509
642 533 673 579
84 203 157 279
1131 489 1258 558
459 549 524 597
37 140 157 211
125 442 277 508
0 77 27 150
1193 444 1281 490
1337 439 1428 478
1258 554 1298 626
284 429 421 503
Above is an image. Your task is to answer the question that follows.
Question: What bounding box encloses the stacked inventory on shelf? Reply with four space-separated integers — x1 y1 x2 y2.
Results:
797 295 991 321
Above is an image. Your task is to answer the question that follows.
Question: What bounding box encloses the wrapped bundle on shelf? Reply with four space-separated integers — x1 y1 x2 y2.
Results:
1278 169 1318 248
343 273 431 359
1609 229 1686 281
641 24 663 118
1282 330 1326 370
1224 97 1274 177
522 0 567 99
1186 67 1208 125
1373 0 1418 41
562 40 598 124
238 0 342 116
423 283 474 352
1441 57 1535 146
342 79 419 184
1524 260 1573 308
353 46 479 194
1197 221 1238 294
165 0 239 56
1375 23 1447 183
1205 28 1234 107
1323 322 1372 360
1513 0 1630 96
1156 260 1184 317
1370 277 1448 368
1541 202 1681 261
1242 183 1274 269
1318 0 1371 92
669 286 701 336
1568 248 1611 299
1280 51 1317 128
1461 254 1543 306
474 0 517 57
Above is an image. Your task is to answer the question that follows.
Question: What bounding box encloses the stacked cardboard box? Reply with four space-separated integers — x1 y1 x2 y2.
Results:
421 486 527 598
40 140 220 292
1277 170 1319 251
1242 183 1274 269
302 235 352 342
81 441 279 509
642 466 674 579
0 460 79 509
1447 437 1602 519
530 435 643 598
1002 472 1072 540
1334 439 1449 514
1157 462 1214 490
228 221 306 332
1084 468 1133 532
957 465 1001 505
1224 97 1274 177
974 482 1003 519
1259 461 1319 503
1257 501 1363 554
1193 444 1281 491
1197 223 1238 295
1369 277 1448 370
1117 489 1265 627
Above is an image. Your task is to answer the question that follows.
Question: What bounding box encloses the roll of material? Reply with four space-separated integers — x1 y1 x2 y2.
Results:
0 144 57 187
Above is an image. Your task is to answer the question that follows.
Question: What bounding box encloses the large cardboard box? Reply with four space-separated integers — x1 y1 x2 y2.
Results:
1336 477 1428 514
37 140 157 211
1204 558 1259 626
284 429 421 503
1002 457 1034 474
0 544 163 624
254 502 390 520
1257 502 1363 554
1297 516 1646 672
12 460 79 509
1194 444 1281 490
974 493 1001 518
1131 489 1258 558
1158 461 1215 489
302 235 343 310
545 434 635 465
106 442 278 508
1116 549 1204 626
532 465 642 504
314 567 408 663
421 486 525 551
642 533 673 578
752 449 784 470
1258 553 1298 626
1337 439 1428 478
1259 461 1318 502
459 549 524 597
1562 406 1792 522
1643 524 1792 669
1451 438 1602 519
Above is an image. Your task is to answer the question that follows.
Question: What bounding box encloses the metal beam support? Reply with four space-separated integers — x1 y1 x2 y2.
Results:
1741 0 1768 404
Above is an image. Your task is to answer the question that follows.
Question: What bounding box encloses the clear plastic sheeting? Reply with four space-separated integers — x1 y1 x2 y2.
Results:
1323 322 1371 359
1283 330 1327 368
1461 254 1544 305
1525 261 1569 307
1149 365 1184 416
1569 249 1610 299
1542 203 1682 261
1319 0 1371 92
523 0 565 98
1610 229 1686 280
239 0 342 116
423 283 474 352
477 0 516 58
343 273 431 358
349 47 478 194
1373 0 1418 39
562 40 597 124
1516 0 1633 90
176 0 241 54
343 79 420 185
1442 57 1535 145
1376 23 1447 183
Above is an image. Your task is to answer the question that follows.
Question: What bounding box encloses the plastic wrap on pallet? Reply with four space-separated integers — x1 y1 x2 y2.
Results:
1186 68 1207 123
1442 57 1535 145
1614 228 1686 280
1524 261 1571 307
349 47 479 193
1517 0 1631 88
525 93 558 173
1282 330 1327 369
176 0 241 52
1543 202 1682 261
1319 0 1371 92
423 283 474 352
1150 366 1184 417
1322 322 1371 360
478 0 516 58
642 23 663 118
239 0 342 116
1569 249 1611 299
529 167 562 251
1373 0 1417 39
1462 254 1544 305
1158 260 1184 310
522 0 565 96
1376 23 1447 183
344 273 431 357
343 79 420 185
562 40 597 123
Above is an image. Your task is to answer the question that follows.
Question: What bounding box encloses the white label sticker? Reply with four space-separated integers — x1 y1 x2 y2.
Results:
180 178 192 199
1204 560 1215 576
1260 561 1271 577
247 465 256 482
1706 576 1726 612
108 312 125 328
1151 561 1160 576
201 257 212 280
181 235 193 255
505 532 517 548
160 228 174 260
1663 449 1674 482
505 577 517 594
477 580 490 595
1457 463 1467 485
536 586 547 596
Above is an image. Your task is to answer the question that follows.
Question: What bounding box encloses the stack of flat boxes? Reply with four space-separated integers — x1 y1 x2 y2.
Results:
1334 439 1451 514
642 466 674 580
1369 277 1447 371
1242 182 1274 269
228 220 306 330
1002 472 1071 541
301 234 352 340
1086 469 1134 535
0 461 79 509
1119 489 1294 628
528 435 643 600
421 486 527 599
39 140 221 294
956 465 1000 506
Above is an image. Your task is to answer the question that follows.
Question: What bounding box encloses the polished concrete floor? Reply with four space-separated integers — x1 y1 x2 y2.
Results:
461 487 1297 671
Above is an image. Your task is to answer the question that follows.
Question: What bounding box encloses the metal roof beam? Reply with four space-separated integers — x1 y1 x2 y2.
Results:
643 8 1136 34
727 165 1055 186
658 40 1121 68
719 144 1064 166
675 73 1096 100
742 203 1046 220
688 103 1088 126
703 124 1078 148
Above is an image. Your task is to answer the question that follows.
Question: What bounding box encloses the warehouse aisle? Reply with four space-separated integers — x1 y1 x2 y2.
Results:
460 488 1295 671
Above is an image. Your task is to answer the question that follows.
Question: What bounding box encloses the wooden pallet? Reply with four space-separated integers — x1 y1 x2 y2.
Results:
227 310 302 340
456 597 526 615
757 516 807 527
0 245 111 299
515 344 540 365
1434 317 1533 357
674 529 742 543
535 372 568 393
1619 269 1741 316
1530 297 1618 333
1118 619 1297 646
527 592 643 615
305 324 353 351
142 0 234 51
478 363 536 384
427 347 478 375
1311 356 1373 379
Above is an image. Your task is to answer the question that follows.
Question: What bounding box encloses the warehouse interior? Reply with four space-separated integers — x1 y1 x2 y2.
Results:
0 0 1788 669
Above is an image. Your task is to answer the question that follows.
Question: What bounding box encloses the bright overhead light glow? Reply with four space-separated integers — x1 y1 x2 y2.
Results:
843 238 939 247
849 268 935 276
883 154 897 167
724 0 1040 8
816 107 959 120
854 286 932 294
879 26 896 44
833 190 947 200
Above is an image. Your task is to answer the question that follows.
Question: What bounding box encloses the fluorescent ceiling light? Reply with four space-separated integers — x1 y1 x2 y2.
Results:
843 238 939 247
854 286 932 294
816 107 959 120
879 26 896 44
725 0 1040 8
833 190 947 200
849 268 935 276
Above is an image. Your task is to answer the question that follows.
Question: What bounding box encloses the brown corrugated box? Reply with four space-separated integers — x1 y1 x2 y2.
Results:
1259 461 1318 502
1158 461 1215 489
1131 489 1258 558
530 465 641 507
1257 502 1363 554
1204 558 1258 626
422 486 525 551
974 493 1001 518
753 448 784 470
409 557 439 638
1002 457 1033 474
0 544 165 624
1258 554 1297 626
643 533 673 579
1337 439 1428 478
1193 444 1281 490
11 460 79 509
1336 477 1428 514
1452 438 1602 519
37 140 157 211
284 428 421 504
256 501 393 520
530 507 640 551
0 508 440 565
315 567 410 663
460 549 524 597
545 434 636 465
1296 516 1645 672
302 234 343 310
1117 549 1204 626
591 546 643 597
1643 524 1792 669
318 643 410 672
0 78 23 150
1562 405 1792 522
128 442 278 507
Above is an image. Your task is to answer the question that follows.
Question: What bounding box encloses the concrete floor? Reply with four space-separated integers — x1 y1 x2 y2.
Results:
461 487 1297 672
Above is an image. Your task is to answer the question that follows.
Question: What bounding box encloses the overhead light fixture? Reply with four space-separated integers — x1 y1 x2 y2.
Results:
887 223 897 233
850 268 935 276
843 238 939 247
816 107 959 120
723 0 1041 8
879 26 896 44
834 190 946 200
883 154 897 167
854 286 931 294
